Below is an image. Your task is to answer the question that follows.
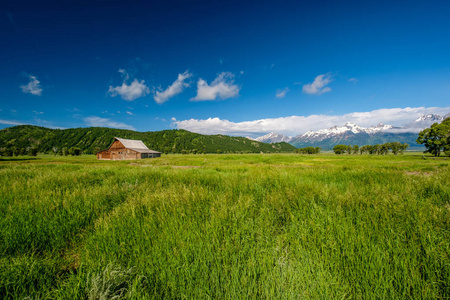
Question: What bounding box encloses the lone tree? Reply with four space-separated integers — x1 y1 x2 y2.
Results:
333 144 348 154
69 147 82 156
417 117 450 156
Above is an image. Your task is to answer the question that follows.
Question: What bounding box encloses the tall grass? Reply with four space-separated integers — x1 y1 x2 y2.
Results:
0 154 449 299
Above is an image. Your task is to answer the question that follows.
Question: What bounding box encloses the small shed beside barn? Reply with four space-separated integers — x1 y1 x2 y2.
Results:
96 137 161 160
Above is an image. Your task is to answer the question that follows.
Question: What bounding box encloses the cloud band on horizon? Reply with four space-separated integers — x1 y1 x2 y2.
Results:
171 106 450 137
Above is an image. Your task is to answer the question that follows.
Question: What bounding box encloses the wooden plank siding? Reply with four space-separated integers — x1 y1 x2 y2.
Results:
97 140 139 160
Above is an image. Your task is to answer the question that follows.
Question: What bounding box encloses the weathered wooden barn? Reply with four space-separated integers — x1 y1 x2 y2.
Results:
96 137 161 160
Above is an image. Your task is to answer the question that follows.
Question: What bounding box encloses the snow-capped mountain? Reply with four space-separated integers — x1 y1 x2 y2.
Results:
252 113 449 149
299 122 393 142
414 114 444 122
254 132 292 143
289 121 417 149
408 114 444 128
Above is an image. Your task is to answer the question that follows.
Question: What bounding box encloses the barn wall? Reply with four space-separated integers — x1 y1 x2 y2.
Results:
96 139 161 160
110 148 139 160
96 141 136 160
97 151 111 160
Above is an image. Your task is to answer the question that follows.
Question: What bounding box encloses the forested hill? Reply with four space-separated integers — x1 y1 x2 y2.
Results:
0 125 296 154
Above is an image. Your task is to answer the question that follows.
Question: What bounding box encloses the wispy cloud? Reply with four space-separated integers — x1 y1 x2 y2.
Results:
348 77 358 83
84 116 135 130
20 75 43 96
0 119 26 126
276 87 290 99
302 73 333 95
153 71 192 104
191 72 240 101
108 69 150 101
118 69 130 81
172 106 450 137
0 118 63 129
33 111 44 114
126 111 133 115
6 11 17 28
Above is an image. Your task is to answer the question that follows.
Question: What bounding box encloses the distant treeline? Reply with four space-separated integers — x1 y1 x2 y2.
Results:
333 142 409 155
295 147 321 154
0 146 82 157
0 125 296 155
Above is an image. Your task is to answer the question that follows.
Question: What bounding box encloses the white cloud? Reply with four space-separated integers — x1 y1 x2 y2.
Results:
302 73 333 95
153 71 192 104
33 111 44 114
20 75 43 96
118 69 130 81
191 72 240 101
108 70 150 101
84 116 135 130
126 111 133 115
348 78 358 83
172 106 450 137
0 119 26 126
276 87 290 99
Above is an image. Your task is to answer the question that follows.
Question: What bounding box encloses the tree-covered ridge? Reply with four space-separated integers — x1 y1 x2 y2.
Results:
0 125 296 154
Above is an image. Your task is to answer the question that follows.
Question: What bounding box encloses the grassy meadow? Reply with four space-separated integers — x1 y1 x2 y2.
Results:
0 153 449 299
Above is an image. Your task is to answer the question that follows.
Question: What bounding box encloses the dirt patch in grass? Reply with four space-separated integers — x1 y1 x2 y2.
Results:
405 171 433 177
172 166 201 169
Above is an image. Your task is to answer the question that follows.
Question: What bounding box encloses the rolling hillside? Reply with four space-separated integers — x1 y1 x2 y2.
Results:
0 125 296 154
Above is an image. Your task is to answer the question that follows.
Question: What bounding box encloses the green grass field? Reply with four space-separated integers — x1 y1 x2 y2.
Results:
0 153 449 299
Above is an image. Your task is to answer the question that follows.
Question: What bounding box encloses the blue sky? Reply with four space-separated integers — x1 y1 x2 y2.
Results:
1 0 449 137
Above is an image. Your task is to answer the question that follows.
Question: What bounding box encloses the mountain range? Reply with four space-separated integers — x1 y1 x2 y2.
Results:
254 113 450 149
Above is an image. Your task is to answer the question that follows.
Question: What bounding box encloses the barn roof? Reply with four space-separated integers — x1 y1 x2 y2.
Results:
115 137 149 150
114 137 161 154
128 148 161 154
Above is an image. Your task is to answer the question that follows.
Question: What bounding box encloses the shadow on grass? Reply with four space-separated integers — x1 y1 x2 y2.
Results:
0 157 39 162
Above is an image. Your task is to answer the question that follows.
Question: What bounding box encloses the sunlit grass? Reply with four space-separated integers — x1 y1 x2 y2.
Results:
0 153 449 299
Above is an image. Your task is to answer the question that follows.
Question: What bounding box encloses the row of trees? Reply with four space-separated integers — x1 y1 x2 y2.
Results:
51 147 82 156
0 147 38 157
0 147 82 157
333 142 409 155
416 117 450 156
295 147 321 154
